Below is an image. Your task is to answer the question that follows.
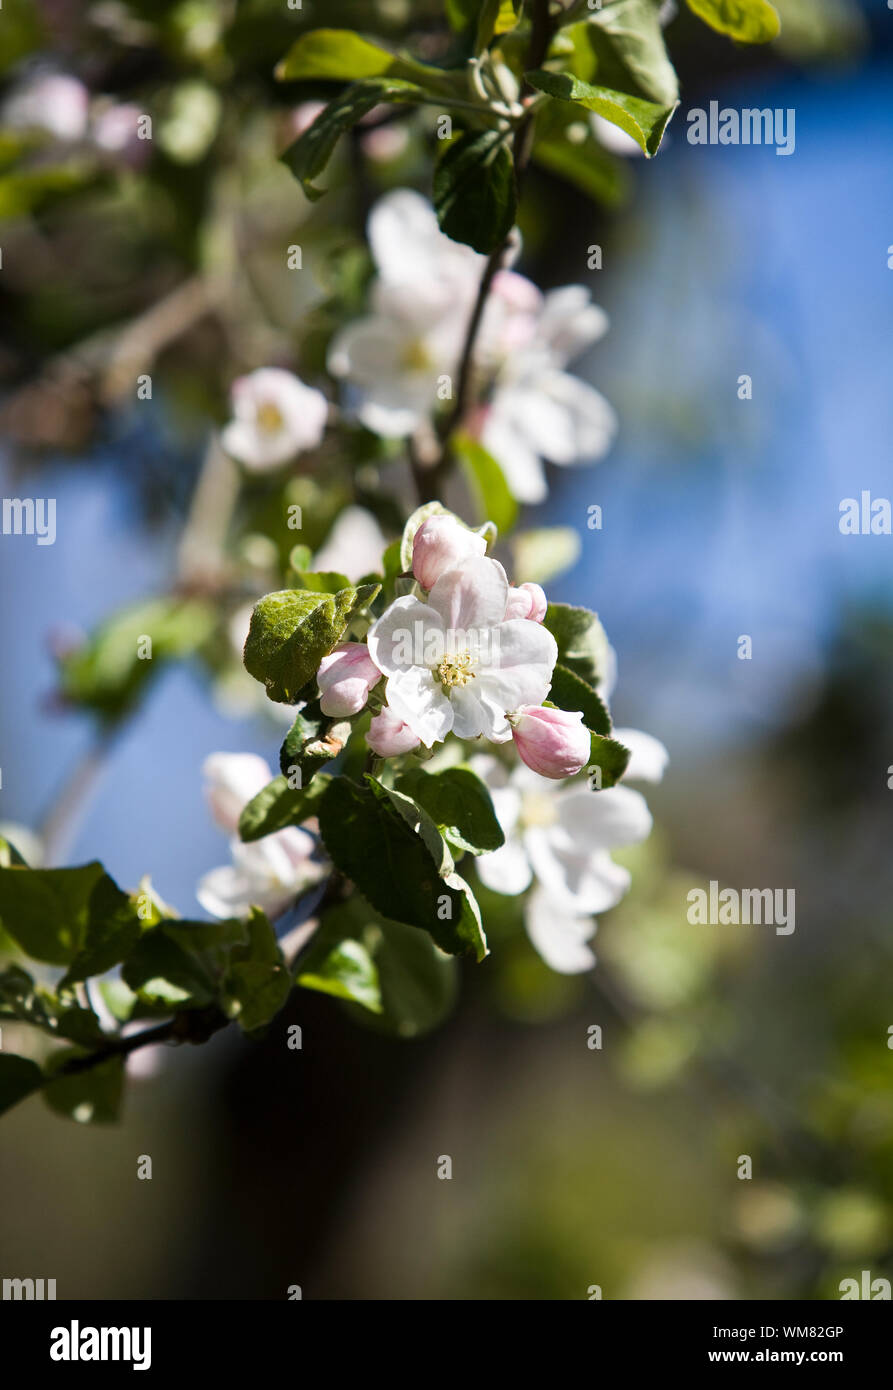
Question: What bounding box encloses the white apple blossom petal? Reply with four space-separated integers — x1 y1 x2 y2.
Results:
526 829 632 915
203 752 272 834
555 785 653 851
613 728 669 783
475 836 534 897
525 886 597 974
477 618 557 713
367 595 444 678
385 668 453 747
537 286 610 362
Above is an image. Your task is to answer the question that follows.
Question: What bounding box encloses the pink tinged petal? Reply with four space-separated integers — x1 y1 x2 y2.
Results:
612 728 669 784
427 555 509 633
367 706 421 757
317 642 380 716
475 835 534 897
411 515 486 590
511 705 591 779
504 582 547 622
202 752 273 833
525 886 597 975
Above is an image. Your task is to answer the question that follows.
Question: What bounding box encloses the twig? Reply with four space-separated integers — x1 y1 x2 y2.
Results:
419 0 558 502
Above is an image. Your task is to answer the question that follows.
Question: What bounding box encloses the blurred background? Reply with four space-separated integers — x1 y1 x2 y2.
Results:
1 0 892 1299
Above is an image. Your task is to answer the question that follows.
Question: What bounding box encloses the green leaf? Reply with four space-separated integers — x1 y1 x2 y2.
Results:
122 927 217 1008
58 597 216 723
454 432 518 535
358 915 457 1038
0 861 106 965
560 4 680 107
533 125 629 208
290 570 351 594
0 1054 43 1117
275 28 460 92
476 0 521 53
313 897 456 1037
280 709 353 788
239 773 330 842
686 0 780 44
587 733 631 789
43 1053 124 1125
445 0 481 35
526 69 677 157
396 766 505 857
433 129 517 253
548 663 612 736
512 527 581 584
59 874 142 989
542 603 612 689
222 909 290 1032
297 926 382 1015
280 80 423 201
223 963 291 1032
243 586 358 704
318 777 488 961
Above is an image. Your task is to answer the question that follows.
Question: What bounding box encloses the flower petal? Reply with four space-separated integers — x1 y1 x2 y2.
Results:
367 596 444 678
427 556 508 633
525 886 597 974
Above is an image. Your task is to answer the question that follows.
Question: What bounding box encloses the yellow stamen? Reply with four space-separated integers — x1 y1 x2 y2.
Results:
437 652 475 689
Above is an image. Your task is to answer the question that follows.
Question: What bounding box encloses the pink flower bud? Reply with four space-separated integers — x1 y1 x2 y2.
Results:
504 582 547 622
510 705 590 780
367 706 421 757
317 642 380 717
411 515 486 590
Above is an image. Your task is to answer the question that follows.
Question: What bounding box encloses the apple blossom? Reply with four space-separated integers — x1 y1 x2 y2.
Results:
411 515 486 590
367 706 421 757
203 752 272 833
328 190 540 438
316 642 381 717
367 556 557 747
221 367 328 472
198 752 323 920
472 733 668 972
509 705 591 780
481 286 618 503
504 582 547 622
3 73 89 142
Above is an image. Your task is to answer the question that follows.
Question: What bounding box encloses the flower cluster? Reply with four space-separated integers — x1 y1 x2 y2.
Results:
219 190 615 504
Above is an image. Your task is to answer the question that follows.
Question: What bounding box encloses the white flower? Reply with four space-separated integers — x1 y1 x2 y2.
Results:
328 190 538 438
221 368 328 472
198 752 323 920
313 506 387 582
473 730 667 973
367 556 557 747
3 73 89 142
481 286 618 503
